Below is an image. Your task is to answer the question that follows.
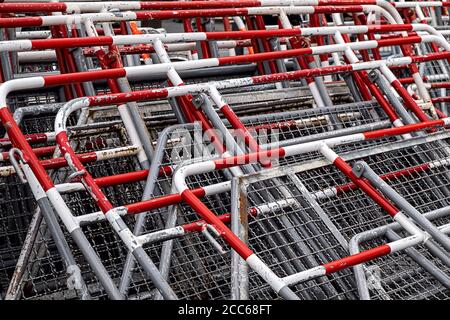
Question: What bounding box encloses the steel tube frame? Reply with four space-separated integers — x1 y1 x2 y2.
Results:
2 8 450 298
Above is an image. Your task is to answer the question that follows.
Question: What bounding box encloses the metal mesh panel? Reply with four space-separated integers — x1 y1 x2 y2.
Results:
244 175 357 300
360 234 450 300
236 132 450 300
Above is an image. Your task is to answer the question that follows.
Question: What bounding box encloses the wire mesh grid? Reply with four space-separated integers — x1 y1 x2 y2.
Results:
2 59 449 300
245 100 388 144
237 131 450 300
0 89 66 297
243 175 357 300
0 90 417 300
4 121 237 299
0 174 36 297
360 231 450 300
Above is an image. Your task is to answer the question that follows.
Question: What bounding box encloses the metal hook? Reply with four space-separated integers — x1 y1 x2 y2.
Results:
8 148 27 183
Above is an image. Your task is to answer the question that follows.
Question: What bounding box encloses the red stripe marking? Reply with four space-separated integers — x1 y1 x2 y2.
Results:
44 68 127 87
333 157 399 217
140 1 261 10
31 36 114 50
377 36 422 47
0 3 67 13
390 80 431 123
181 189 254 259
315 5 365 14
0 16 43 27
251 65 353 84
324 245 391 274
0 133 49 147
0 108 54 191
318 0 376 4
87 88 169 107
363 120 446 140
136 8 250 20
125 187 206 214
206 28 302 41
368 24 413 32
95 166 172 188
56 132 113 213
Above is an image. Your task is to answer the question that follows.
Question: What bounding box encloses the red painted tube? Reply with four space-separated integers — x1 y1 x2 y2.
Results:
432 97 450 104
0 133 50 147
412 51 450 63
332 157 399 217
56 132 113 213
377 36 423 48
223 16 231 32
195 17 211 59
1 145 56 161
430 82 450 89
0 108 54 191
126 187 205 214
323 245 391 274
220 103 272 167
353 14 371 62
61 26 85 97
13 26 421 52
315 5 365 14
352 70 374 101
95 166 173 188
0 1 386 13
135 8 251 21
0 16 42 28
41 152 96 170
181 189 254 259
333 162 433 196
363 119 446 139
359 70 399 121
245 15 265 75
140 1 261 10
88 88 169 106
50 25 73 101
44 68 127 87
0 3 67 12
182 18 198 59
252 64 353 84
84 46 157 57
255 16 278 74
311 13 329 63
390 80 431 123
32 36 114 50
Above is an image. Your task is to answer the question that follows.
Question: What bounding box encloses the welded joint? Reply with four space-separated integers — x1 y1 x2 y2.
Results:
105 207 142 251
201 224 227 254
67 170 86 183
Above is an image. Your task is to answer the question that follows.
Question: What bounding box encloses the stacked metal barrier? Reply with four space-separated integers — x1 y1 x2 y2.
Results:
1 0 450 300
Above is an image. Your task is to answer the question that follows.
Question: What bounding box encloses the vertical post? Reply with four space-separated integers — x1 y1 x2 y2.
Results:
231 176 249 300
